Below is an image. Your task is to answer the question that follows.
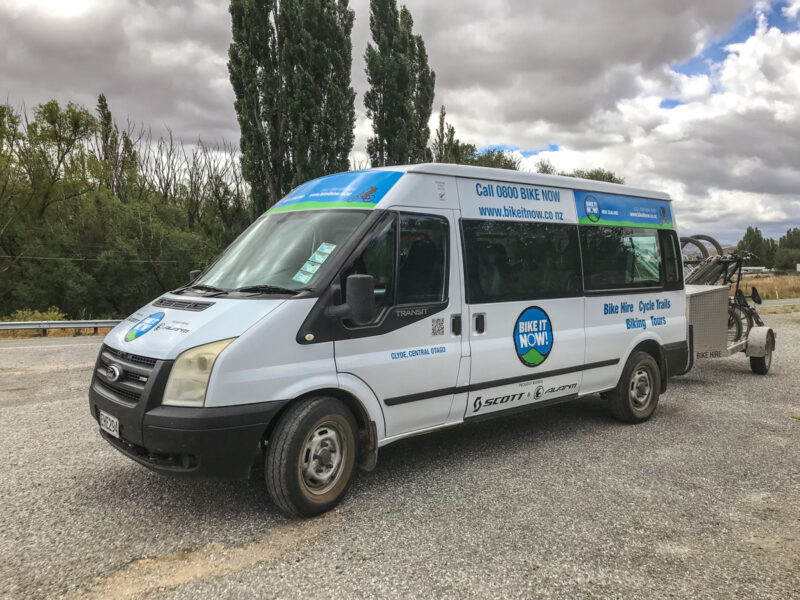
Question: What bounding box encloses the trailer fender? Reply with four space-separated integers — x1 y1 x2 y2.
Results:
745 326 775 358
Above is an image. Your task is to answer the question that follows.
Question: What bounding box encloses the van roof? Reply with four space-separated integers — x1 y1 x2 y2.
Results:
375 163 672 202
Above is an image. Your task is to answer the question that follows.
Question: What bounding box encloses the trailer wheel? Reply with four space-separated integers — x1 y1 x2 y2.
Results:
607 351 661 423
265 397 358 518
749 333 774 375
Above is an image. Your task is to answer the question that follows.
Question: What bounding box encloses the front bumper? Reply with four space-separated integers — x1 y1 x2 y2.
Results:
89 345 286 479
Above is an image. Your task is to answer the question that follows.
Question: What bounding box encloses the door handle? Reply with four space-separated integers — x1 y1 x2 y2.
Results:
451 314 462 336
474 313 486 334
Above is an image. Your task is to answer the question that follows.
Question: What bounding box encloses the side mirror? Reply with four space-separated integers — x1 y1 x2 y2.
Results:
328 274 375 326
347 274 376 325
189 269 201 283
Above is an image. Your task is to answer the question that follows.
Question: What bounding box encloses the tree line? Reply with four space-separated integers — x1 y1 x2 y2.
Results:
0 97 251 318
737 226 800 271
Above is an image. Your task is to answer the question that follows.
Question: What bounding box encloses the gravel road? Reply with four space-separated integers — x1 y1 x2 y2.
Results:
1 314 798 600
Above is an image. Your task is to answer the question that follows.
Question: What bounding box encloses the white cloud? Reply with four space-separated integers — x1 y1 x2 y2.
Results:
784 0 800 19
516 7 800 241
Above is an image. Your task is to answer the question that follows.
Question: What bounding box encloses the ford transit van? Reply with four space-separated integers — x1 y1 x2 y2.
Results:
89 164 689 516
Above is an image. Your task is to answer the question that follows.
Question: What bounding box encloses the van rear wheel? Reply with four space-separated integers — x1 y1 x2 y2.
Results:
265 397 358 518
607 351 661 423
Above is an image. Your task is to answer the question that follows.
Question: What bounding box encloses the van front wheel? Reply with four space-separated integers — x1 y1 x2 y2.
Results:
265 397 358 518
607 351 661 423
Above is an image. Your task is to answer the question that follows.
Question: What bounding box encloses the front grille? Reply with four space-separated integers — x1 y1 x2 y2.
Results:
95 379 141 404
95 345 158 405
103 344 157 368
124 371 148 385
153 297 214 312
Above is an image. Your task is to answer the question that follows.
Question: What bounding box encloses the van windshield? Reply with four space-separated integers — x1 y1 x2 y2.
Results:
194 210 369 292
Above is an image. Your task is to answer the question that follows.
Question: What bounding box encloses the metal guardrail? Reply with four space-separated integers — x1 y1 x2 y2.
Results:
0 320 120 335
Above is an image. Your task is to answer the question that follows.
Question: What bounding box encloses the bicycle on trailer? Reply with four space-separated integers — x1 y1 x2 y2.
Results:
685 250 764 344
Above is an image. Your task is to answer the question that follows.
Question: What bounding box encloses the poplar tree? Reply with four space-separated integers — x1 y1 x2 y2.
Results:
228 0 356 213
364 0 435 167
283 0 355 187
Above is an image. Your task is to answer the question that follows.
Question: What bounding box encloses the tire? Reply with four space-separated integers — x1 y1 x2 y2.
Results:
750 333 774 375
727 306 743 344
728 304 753 344
690 234 724 257
680 236 709 259
265 397 358 518
607 351 661 423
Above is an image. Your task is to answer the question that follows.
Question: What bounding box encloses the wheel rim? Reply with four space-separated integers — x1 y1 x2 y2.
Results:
629 367 652 410
764 347 772 370
299 421 346 496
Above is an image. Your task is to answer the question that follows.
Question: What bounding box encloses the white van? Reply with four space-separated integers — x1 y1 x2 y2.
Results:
89 164 689 516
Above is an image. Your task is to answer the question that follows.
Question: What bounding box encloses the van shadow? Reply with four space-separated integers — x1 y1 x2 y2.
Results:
77 395 621 521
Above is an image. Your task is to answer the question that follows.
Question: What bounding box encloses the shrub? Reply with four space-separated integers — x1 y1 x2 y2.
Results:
1 306 67 322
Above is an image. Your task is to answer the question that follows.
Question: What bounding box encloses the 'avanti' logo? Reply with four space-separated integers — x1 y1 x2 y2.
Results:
514 307 553 367
125 312 164 342
584 195 601 223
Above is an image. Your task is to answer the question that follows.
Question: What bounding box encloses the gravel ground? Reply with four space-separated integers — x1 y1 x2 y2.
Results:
1 315 798 600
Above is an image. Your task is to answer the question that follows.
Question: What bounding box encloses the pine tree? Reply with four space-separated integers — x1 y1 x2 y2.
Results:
364 0 434 167
228 0 355 213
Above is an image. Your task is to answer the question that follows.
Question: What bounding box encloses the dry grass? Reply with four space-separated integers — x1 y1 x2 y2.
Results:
735 274 800 301
0 327 113 340
759 305 800 315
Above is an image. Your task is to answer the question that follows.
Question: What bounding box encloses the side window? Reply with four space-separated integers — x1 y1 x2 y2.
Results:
580 227 662 290
343 218 396 320
342 212 448 325
659 229 683 289
461 220 582 304
397 214 449 305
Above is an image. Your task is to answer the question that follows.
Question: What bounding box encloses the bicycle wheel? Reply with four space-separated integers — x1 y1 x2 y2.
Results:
727 304 751 344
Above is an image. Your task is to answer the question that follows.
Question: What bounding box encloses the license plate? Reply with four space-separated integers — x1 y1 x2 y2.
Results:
99 410 120 439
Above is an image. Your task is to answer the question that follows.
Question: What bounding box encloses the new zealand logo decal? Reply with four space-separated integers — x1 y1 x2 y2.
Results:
125 312 164 342
514 307 553 367
584 194 601 223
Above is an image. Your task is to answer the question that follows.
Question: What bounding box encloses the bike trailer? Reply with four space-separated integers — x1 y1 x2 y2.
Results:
686 284 776 374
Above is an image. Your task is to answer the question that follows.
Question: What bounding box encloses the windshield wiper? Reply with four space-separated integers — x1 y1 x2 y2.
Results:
172 283 230 296
233 285 302 295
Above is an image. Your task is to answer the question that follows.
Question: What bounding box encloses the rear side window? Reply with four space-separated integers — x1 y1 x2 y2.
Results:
462 220 582 304
581 227 662 290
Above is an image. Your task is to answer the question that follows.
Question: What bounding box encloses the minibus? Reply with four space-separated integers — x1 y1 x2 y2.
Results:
89 164 689 516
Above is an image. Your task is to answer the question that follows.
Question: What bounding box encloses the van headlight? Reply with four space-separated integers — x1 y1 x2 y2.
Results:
162 339 235 407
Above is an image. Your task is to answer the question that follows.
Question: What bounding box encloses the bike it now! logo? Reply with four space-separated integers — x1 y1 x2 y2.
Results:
514 307 553 367
584 195 601 223
125 312 164 342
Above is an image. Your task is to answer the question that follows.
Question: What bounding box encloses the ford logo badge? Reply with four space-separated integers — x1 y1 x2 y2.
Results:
106 364 122 383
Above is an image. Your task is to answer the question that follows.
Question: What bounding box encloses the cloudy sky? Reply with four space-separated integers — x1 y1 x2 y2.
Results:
2 0 799 243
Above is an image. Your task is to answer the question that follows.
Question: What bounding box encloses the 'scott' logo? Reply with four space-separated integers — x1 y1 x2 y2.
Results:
514 307 553 367
125 312 164 342
584 195 601 223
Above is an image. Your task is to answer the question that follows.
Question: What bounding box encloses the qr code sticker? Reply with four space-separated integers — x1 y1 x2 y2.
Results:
431 318 445 336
